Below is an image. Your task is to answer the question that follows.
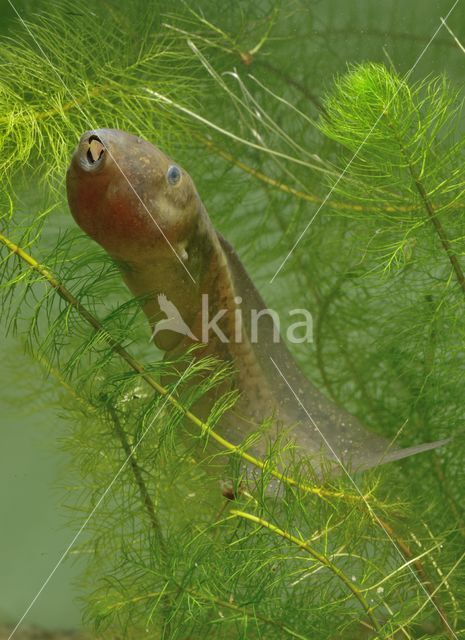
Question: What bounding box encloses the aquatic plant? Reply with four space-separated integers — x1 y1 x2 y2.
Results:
1 1 464 639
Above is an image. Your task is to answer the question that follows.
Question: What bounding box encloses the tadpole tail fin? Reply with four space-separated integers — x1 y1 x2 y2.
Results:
348 438 453 472
369 437 451 470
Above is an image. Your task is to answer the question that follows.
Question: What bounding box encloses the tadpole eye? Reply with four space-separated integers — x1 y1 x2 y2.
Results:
166 165 182 186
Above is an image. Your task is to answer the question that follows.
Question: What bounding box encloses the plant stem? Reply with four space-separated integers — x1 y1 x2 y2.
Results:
230 509 383 637
410 173 465 296
0 230 367 505
105 407 173 633
107 405 167 556
195 133 415 214
377 518 456 640
371 114 460 639
104 585 312 639
383 114 465 297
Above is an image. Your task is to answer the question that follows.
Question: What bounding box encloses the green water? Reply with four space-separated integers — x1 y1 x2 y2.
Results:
0 334 82 629
1 0 464 637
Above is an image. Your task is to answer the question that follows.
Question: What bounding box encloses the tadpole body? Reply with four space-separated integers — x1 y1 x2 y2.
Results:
67 129 448 477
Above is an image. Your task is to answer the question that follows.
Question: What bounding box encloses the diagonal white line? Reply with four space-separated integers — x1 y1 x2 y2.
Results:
6 1 461 636
7 0 196 284
440 16 465 53
4 3 198 635
400 548 465 631
7 361 194 640
270 0 461 284
270 356 459 639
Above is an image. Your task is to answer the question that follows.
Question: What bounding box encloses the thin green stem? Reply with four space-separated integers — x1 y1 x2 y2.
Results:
107 405 166 555
383 115 465 298
103 585 311 639
230 509 383 637
0 230 367 505
411 174 465 296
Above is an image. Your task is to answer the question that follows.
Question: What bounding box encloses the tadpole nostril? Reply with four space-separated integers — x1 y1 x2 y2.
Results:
86 135 105 164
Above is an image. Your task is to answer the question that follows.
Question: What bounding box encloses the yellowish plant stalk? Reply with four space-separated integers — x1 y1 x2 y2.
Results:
0 230 367 504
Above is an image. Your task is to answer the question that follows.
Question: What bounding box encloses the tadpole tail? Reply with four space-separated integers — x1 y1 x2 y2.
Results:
374 437 451 467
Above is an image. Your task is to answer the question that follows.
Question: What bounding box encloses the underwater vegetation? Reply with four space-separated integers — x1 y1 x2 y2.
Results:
1 1 465 638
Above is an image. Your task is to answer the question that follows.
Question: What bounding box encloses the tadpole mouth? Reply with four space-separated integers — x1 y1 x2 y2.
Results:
86 134 106 165
72 130 110 175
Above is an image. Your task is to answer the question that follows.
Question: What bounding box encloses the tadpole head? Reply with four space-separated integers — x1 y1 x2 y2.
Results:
66 129 205 265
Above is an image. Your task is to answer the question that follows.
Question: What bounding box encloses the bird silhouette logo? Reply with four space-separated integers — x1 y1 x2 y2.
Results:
151 293 198 342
